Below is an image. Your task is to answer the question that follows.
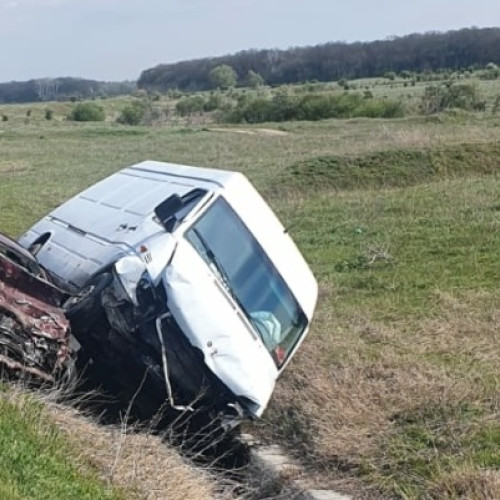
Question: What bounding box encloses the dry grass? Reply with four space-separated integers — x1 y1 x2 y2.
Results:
266 288 499 497
42 399 221 500
428 468 500 500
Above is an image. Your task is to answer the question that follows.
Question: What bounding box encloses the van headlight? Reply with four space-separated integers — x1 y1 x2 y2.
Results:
114 255 148 306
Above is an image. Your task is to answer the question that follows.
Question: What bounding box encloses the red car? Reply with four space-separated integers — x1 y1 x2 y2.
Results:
0 232 72 382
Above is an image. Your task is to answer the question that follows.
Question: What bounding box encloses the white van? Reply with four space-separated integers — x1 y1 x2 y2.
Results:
19 161 317 428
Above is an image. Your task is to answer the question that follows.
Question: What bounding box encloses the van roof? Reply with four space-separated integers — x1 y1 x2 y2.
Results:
128 160 241 189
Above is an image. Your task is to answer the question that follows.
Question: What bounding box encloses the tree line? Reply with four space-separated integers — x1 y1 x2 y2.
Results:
0 77 136 104
138 27 500 91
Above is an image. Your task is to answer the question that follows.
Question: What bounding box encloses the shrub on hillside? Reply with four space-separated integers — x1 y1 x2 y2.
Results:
295 94 333 120
337 79 349 90
479 62 500 80
133 89 149 99
166 88 184 99
69 102 105 122
246 70 265 88
209 64 238 90
420 83 486 114
150 91 162 101
117 101 147 125
354 99 405 118
223 90 405 123
226 97 274 123
175 95 205 116
203 92 224 112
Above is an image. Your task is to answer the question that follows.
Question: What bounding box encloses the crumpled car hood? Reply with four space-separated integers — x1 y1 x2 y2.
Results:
0 234 71 381
164 239 278 417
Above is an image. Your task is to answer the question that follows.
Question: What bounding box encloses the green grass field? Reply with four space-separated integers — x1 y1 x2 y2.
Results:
0 91 499 498
0 388 123 500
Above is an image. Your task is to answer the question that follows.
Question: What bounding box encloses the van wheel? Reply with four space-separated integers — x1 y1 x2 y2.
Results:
64 273 112 326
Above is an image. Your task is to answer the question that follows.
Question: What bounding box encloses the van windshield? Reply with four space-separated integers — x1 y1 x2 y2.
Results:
185 197 307 368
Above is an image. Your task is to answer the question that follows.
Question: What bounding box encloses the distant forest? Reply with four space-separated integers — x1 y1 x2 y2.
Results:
2 27 500 104
139 27 500 91
0 77 136 104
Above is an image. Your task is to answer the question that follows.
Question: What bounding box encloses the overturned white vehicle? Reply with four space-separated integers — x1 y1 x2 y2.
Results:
19 161 317 429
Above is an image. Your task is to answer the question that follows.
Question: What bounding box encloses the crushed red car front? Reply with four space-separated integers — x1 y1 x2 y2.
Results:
0 232 72 382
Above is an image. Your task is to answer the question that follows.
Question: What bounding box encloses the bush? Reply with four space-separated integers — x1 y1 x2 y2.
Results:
45 108 53 120
479 62 500 80
296 94 342 120
327 92 363 117
117 101 147 125
166 88 184 99
209 64 237 90
175 95 205 116
203 92 223 112
246 70 265 88
1 114 8 122
354 99 405 118
133 89 149 99
223 90 405 123
420 83 484 114
226 97 274 123
69 102 105 122
150 91 162 102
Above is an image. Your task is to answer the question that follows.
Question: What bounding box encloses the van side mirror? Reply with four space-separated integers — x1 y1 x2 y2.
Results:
154 194 183 232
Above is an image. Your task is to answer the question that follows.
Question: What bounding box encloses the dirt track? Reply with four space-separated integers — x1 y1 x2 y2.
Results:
210 127 289 137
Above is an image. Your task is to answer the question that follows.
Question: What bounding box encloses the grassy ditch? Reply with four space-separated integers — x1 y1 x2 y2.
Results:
0 386 222 500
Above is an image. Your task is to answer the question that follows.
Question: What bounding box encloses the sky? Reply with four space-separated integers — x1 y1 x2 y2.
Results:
0 0 498 82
